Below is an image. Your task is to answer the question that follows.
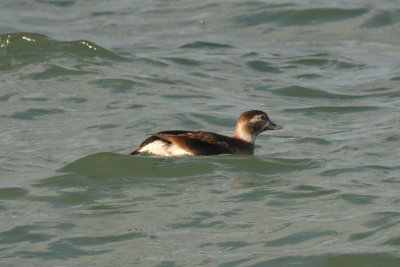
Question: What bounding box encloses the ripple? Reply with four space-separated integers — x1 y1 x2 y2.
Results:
85 203 137 216
33 173 95 189
62 97 88 104
169 211 224 229
271 85 362 99
276 185 339 200
218 157 318 175
0 93 16 102
233 8 368 27
0 225 52 245
91 11 118 17
21 96 50 102
363 87 400 99
163 57 202 66
364 211 400 229
161 94 213 100
139 76 193 86
137 57 169 67
10 108 65 120
16 241 111 259
216 241 250 251
33 191 96 207
91 78 147 93
246 60 282 73
386 135 400 142
35 0 75 7
252 253 400 266
219 258 256 267
349 230 375 241
340 193 378 205
287 56 365 69
361 10 400 28
228 188 274 202
295 73 324 79
86 124 119 130
29 65 89 80
0 187 28 200
180 41 234 49
59 232 147 247
284 106 381 115
382 237 400 246
295 137 332 145
321 165 394 177
126 104 145 109
241 51 259 58
264 230 338 246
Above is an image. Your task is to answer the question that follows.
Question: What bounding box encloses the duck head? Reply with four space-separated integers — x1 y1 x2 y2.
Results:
234 110 282 143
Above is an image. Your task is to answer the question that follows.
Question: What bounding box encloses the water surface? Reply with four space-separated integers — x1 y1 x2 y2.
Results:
1 0 400 266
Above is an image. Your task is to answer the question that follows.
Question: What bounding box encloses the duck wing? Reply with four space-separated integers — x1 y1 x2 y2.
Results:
152 131 233 155
130 130 189 155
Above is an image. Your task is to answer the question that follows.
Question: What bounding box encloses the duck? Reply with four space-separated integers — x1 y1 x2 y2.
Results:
130 110 282 156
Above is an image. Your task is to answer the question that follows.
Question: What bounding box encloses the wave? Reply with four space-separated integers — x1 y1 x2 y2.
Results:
58 152 316 178
29 153 318 194
58 152 218 179
0 32 125 71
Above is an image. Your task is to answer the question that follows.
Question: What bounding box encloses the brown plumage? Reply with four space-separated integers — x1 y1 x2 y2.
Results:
130 110 282 156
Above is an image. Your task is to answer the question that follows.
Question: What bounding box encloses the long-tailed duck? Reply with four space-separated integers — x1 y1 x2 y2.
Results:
130 110 282 156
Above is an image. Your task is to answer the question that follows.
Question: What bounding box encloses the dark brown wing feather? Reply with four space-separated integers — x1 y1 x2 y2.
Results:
152 131 234 155
129 130 189 155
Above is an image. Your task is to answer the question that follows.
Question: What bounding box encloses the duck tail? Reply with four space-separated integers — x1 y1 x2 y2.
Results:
129 149 140 155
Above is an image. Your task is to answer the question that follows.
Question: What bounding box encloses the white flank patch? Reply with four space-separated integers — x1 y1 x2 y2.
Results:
138 140 193 157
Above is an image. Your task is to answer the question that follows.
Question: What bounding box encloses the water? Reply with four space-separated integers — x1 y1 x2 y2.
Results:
1 0 400 266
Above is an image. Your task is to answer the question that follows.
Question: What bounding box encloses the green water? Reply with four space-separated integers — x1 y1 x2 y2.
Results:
1 0 400 266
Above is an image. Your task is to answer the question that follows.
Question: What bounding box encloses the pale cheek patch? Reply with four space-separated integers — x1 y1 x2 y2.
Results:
249 116 269 129
138 140 193 156
249 115 262 124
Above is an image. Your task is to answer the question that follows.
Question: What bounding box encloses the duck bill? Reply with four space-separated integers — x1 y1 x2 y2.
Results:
264 121 282 131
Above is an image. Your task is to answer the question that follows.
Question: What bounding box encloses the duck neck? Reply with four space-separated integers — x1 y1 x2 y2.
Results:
234 125 256 144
